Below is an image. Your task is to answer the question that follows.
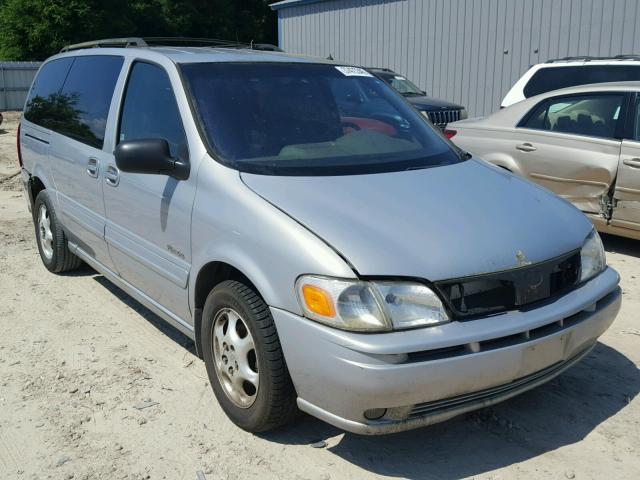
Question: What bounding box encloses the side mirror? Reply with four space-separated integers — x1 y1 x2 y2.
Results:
114 138 189 180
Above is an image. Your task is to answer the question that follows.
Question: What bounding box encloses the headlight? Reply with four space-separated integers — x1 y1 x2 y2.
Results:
459 108 468 120
296 275 449 332
580 230 606 282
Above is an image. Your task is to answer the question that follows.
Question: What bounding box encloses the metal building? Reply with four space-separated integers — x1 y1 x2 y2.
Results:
0 62 41 111
271 0 640 116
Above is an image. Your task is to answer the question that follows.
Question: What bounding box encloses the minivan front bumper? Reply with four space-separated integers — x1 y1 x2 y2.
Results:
271 267 621 435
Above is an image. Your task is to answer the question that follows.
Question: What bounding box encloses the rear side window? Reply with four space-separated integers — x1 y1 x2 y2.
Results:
523 65 640 98
118 62 187 159
23 58 74 126
57 56 124 148
520 94 623 139
23 55 123 149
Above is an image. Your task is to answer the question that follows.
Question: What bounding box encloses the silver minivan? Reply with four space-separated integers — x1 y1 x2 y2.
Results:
18 38 621 435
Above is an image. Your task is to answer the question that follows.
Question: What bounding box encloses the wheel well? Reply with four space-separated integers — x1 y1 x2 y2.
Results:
29 176 46 206
192 262 260 358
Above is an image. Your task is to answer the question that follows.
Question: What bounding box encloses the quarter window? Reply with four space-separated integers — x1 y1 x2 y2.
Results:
520 94 624 139
23 58 74 127
118 62 187 159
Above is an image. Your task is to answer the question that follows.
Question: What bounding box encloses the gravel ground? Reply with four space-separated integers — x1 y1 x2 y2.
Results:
0 112 639 480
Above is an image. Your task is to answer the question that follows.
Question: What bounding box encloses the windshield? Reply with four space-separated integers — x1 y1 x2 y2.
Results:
377 72 425 96
180 62 461 175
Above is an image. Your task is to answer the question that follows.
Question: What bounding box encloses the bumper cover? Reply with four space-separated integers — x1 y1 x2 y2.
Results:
272 267 621 435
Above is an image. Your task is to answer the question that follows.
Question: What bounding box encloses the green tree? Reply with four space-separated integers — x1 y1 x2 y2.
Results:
0 0 276 60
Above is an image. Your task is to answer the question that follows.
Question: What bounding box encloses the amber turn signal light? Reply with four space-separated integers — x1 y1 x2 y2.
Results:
301 284 336 318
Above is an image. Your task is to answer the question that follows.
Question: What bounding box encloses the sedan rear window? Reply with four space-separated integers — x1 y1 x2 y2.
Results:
180 62 461 175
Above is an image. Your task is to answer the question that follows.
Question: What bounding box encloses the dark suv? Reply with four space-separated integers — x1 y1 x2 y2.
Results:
367 67 467 129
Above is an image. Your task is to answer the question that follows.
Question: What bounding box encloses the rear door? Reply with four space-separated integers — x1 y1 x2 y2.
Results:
611 93 640 230
48 55 124 271
513 92 624 214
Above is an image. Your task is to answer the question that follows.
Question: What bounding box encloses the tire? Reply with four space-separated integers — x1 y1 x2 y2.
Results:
33 190 83 273
201 280 297 433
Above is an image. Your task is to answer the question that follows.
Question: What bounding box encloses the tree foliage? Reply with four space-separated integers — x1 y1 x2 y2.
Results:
0 0 277 60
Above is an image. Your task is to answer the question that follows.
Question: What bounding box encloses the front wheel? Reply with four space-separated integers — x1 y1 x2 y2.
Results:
201 280 297 432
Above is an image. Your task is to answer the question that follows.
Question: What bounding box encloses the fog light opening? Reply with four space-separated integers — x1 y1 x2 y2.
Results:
364 408 387 421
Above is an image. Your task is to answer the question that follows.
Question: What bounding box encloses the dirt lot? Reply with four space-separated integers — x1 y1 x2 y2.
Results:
0 111 639 480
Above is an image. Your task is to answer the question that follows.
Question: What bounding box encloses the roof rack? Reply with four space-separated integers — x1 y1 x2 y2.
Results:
60 37 147 52
60 37 283 53
545 54 640 63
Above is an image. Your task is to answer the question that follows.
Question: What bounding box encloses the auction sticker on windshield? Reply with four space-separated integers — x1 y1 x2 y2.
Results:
335 66 373 77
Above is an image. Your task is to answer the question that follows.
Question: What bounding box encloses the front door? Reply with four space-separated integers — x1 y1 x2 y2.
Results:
611 94 640 230
513 92 624 215
102 60 195 322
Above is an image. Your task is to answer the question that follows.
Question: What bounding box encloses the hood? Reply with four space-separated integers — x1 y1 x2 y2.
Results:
405 95 464 111
241 160 592 281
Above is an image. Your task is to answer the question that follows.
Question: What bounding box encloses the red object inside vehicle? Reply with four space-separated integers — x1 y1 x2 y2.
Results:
341 116 397 136
444 129 457 139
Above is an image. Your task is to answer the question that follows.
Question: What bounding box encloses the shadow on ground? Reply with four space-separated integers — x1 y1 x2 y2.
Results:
92 274 197 355
602 233 639 258
87 268 638 480
266 343 638 479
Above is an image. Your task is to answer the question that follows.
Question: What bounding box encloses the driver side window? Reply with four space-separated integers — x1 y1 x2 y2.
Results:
520 94 623 140
119 61 187 159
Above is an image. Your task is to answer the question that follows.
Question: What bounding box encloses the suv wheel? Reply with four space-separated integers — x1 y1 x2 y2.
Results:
33 191 82 273
202 280 297 432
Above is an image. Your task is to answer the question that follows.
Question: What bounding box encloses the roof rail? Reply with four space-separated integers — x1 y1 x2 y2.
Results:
545 54 640 63
60 37 148 52
60 37 284 53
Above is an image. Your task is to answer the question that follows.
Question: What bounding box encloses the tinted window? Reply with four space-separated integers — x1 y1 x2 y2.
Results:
523 65 640 98
634 97 640 141
520 94 623 139
23 58 74 126
119 62 187 158
377 72 424 96
24 56 123 148
180 63 460 176
57 56 124 148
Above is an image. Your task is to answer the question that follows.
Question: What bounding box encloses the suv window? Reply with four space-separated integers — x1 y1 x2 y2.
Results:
520 94 623 139
119 62 187 158
523 65 640 98
23 58 74 127
57 56 124 148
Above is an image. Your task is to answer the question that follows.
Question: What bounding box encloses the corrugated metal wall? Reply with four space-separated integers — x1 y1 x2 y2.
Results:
0 62 41 111
277 0 640 116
